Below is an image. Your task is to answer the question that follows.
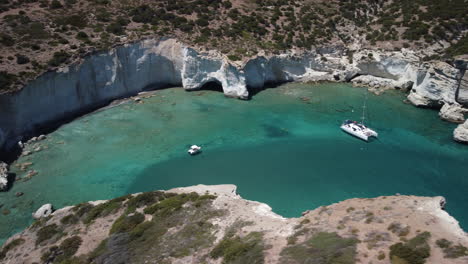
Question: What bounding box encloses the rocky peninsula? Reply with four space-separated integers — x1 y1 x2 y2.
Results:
1 185 467 264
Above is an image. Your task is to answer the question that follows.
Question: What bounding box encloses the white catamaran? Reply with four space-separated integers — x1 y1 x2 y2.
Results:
341 91 378 141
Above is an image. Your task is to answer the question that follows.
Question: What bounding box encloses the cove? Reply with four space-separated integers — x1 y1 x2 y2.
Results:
1 83 467 244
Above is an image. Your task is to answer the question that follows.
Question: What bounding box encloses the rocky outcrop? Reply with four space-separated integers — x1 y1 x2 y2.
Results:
1 185 467 264
0 38 467 150
0 162 8 191
454 120 468 143
439 103 468 123
32 204 53 219
408 61 461 107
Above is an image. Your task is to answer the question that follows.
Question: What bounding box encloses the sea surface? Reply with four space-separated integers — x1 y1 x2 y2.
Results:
1 83 467 244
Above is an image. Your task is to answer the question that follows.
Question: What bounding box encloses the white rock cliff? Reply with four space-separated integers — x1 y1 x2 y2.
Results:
0 38 466 150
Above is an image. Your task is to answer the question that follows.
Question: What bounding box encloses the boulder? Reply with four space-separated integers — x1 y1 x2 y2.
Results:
439 103 467 123
454 119 468 144
0 162 8 191
32 204 53 219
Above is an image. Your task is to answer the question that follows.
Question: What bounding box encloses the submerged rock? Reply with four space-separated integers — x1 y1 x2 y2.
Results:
0 162 8 191
454 120 468 143
32 204 53 219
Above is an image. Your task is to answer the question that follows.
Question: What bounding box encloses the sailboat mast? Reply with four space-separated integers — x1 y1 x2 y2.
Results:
361 89 367 125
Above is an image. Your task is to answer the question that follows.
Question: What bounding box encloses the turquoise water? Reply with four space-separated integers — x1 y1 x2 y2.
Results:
1 83 467 243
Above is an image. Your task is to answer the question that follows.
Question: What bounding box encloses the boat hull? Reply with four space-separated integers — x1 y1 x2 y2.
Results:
341 125 369 141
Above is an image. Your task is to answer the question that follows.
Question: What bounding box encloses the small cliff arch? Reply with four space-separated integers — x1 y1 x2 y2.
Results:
198 79 224 93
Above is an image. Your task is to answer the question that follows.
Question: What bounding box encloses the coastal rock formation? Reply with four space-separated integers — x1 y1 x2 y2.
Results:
0 38 467 151
1 185 467 264
454 120 468 143
439 103 468 123
408 61 461 107
32 204 53 219
0 162 8 191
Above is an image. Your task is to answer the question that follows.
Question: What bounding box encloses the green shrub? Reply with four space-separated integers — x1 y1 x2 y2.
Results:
83 200 122 224
0 33 14 46
106 22 124 35
211 232 265 264
50 0 63 9
72 203 93 218
125 191 164 213
0 71 16 90
110 213 145 234
0 238 25 260
280 232 358 264
16 54 30 64
60 236 82 257
76 31 88 40
129 221 154 238
36 224 60 245
55 14 88 28
48 51 70 67
389 232 431 264
60 214 79 225
227 55 241 61
436 239 468 258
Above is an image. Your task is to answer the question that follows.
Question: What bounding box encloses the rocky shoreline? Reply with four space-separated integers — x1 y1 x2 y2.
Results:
0 38 467 156
1 185 467 263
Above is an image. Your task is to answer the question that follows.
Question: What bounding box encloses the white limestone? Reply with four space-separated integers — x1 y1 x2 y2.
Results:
0 38 467 149
454 120 468 143
32 204 53 219
439 103 467 123
0 162 8 191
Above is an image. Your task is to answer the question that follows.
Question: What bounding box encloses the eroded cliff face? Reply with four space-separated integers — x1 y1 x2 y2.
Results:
0 38 467 150
1 185 467 264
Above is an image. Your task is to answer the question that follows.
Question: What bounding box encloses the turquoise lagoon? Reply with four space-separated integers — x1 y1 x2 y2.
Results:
1 83 467 243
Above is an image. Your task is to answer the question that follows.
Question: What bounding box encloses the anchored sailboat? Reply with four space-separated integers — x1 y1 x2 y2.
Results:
340 90 378 141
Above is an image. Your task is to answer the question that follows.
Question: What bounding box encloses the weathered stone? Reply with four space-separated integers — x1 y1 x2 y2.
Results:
32 204 53 219
439 103 467 123
454 120 468 144
0 162 8 191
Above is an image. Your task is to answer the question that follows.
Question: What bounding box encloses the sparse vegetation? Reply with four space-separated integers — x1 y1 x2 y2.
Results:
41 236 82 263
84 191 221 263
210 232 265 264
389 232 431 264
83 199 122 224
0 238 25 260
110 212 145 234
436 238 468 258
36 224 60 245
280 232 358 264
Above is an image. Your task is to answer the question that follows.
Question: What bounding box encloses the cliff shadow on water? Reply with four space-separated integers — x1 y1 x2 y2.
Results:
247 82 288 99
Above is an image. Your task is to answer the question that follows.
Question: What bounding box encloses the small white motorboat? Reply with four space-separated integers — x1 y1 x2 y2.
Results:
188 145 202 155
341 120 378 141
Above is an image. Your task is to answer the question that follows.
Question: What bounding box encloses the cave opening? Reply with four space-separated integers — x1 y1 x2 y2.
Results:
199 80 224 93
